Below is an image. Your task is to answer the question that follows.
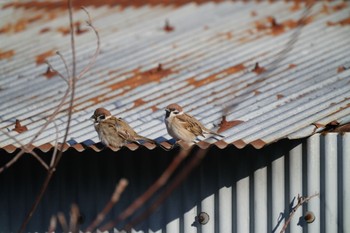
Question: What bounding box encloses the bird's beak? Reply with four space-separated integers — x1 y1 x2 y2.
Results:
90 115 96 122
165 109 171 118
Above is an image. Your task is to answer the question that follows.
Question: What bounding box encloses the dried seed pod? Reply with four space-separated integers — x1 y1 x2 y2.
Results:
198 212 209 225
304 211 315 223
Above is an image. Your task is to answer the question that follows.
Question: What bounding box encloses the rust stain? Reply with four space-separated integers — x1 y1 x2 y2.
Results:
252 62 266 74
0 50 15 60
331 122 350 133
290 1 302 11
0 15 42 34
255 17 284 36
43 66 58 79
187 63 246 87
217 116 243 133
83 65 172 106
337 66 345 73
226 31 233 39
269 17 286 35
151 105 159 112
232 139 246 149
0 20 26 33
321 4 330 14
57 21 88 36
312 122 324 129
133 98 146 107
3 0 228 10
254 16 313 36
108 64 173 91
327 17 350 26
215 31 233 40
39 27 51 34
36 50 55 64
251 139 266 149
28 14 42 23
319 120 340 133
57 27 70 35
13 119 28 133
288 63 297 69
276 94 284 99
89 96 101 104
253 90 261 95
332 2 348 11
163 20 174 33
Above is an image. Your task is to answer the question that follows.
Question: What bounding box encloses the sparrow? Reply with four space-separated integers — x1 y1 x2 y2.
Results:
164 103 224 143
91 108 155 148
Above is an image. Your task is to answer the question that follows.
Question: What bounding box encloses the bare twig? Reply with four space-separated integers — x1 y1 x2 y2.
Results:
122 148 209 231
56 51 72 81
0 130 49 173
48 215 57 233
100 149 190 230
0 151 24 173
18 1 100 231
45 61 69 85
85 178 129 232
69 203 80 233
280 193 319 233
30 152 49 170
50 121 60 168
77 7 100 80
57 212 69 233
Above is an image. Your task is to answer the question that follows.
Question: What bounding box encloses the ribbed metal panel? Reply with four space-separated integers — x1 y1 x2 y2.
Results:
0 1 350 151
0 133 348 232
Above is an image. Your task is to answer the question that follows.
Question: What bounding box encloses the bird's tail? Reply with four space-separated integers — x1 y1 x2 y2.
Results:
205 130 224 138
135 135 156 144
135 135 174 151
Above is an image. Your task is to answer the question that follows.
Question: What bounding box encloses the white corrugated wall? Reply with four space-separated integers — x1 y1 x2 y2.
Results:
0 133 349 232
143 133 350 233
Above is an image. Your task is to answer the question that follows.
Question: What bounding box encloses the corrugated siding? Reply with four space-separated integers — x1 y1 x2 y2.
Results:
0 133 348 232
0 1 350 151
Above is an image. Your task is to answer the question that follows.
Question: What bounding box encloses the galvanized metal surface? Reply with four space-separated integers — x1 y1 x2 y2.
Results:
0 1 350 151
0 133 349 232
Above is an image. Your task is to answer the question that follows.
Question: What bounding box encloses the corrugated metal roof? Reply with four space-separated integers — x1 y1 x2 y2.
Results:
1 0 350 152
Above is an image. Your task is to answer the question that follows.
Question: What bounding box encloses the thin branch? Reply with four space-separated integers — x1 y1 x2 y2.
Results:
48 215 57 233
57 212 69 233
69 203 80 233
100 149 191 231
280 193 319 233
50 120 60 168
30 152 49 170
18 0 76 231
56 51 72 81
0 150 24 174
122 148 208 231
77 6 100 80
45 61 69 85
18 2 100 231
0 130 49 173
85 178 129 232
51 0 77 169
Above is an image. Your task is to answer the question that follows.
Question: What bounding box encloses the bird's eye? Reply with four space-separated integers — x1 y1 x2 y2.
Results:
98 115 106 121
173 110 179 114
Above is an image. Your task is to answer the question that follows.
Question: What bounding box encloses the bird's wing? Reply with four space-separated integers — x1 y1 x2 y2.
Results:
176 113 206 137
113 117 138 142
